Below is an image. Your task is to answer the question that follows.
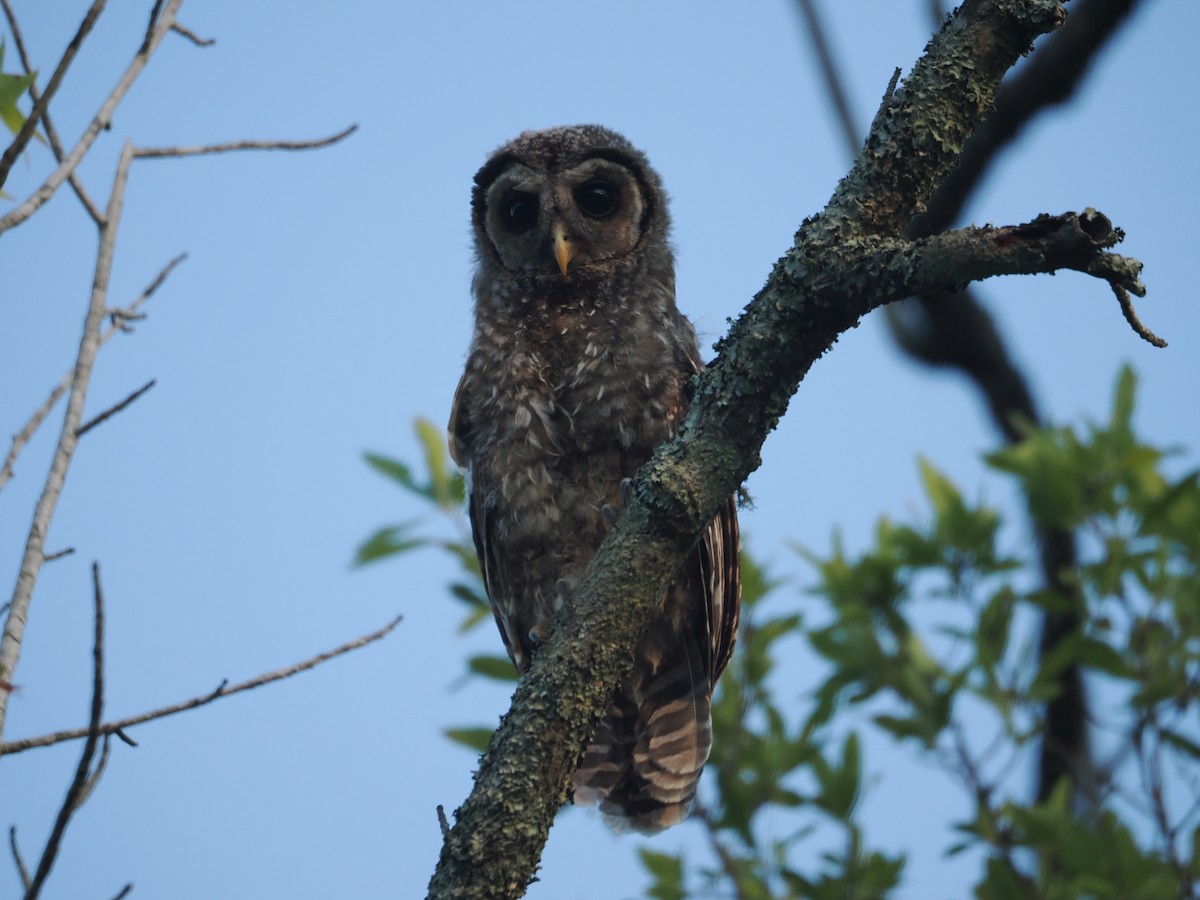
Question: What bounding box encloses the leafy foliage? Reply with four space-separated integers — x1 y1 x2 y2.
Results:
361 369 1199 897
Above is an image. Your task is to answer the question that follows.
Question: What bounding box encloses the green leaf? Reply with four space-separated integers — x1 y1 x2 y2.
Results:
467 653 517 682
416 416 465 508
363 451 419 491
352 522 425 566
638 848 685 900
0 40 37 140
443 726 493 753
918 456 962 518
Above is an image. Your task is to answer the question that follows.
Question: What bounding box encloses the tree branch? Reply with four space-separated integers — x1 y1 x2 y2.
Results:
0 253 184 493
0 0 107 191
0 0 106 225
76 379 156 438
0 614 403 756
0 0 183 235
427 3 1153 894
131 125 359 160
0 143 134 743
23 563 108 900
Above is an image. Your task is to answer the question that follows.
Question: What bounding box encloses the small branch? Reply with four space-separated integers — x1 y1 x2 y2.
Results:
133 124 359 160
169 22 214 46
139 0 166 55
43 548 76 563
0 254 184 493
0 0 183 235
76 380 156 438
109 884 133 900
437 806 451 843
1113 284 1166 348
0 0 107 191
0 614 403 756
9 826 30 891
24 563 108 900
911 0 1148 238
0 0 106 225
0 143 135 744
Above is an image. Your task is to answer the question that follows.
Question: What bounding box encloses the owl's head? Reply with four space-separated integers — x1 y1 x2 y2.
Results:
472 125 670 283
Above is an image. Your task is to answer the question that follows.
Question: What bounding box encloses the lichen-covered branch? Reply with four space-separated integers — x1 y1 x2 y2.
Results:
427 3 1154 896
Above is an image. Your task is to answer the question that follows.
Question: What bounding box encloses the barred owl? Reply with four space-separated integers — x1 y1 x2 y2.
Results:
448 125 740 832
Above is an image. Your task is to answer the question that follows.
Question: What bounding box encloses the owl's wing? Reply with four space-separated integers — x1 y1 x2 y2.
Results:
447 371 471 468
700 494 741 680
676 335 741 680
448 371 528 672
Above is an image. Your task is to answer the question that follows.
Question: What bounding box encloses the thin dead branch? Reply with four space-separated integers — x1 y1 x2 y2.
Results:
0 254 184 493
169 22 214 46
0 143 135 743
23 563 108 900
0 0 107 191
133 125 359 160
9 826 30 891
76 380 157 438
0 614 403 756
0 0 183 235
0 0 106 225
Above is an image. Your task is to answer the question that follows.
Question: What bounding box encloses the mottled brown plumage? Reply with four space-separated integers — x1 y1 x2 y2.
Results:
449 125 740 832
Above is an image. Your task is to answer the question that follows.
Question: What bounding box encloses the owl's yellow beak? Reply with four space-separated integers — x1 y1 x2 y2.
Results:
552 222 574 276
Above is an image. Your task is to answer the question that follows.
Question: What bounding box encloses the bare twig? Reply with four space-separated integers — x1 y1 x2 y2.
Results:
0 0 183 235
0 614 403 755
133 124 359 159
1113 283 1166 348
170 22 214 46
0 254 184 493
437 806 451 843
76 380 157 438
24 563 108 900
0 143 135 744
109 884 133 900
0 0 107 191
43 549 76 563
0 0 106 225
9 826 30 890
140 0 166 55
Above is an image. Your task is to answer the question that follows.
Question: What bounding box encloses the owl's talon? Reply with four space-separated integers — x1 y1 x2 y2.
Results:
555 579 572 603
527 628 548 653
619 478 632 506
602 504 619 527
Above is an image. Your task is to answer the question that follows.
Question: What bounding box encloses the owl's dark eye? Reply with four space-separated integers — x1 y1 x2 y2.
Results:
575 179 619 218
502 192 538 232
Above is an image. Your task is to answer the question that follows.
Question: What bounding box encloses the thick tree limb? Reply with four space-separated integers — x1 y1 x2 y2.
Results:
426 3 1155 894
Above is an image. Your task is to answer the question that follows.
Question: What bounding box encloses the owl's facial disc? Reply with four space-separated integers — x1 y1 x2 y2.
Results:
483 158 646 277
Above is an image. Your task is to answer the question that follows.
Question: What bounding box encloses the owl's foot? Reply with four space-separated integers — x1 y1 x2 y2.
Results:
527 627 548 653
555 579 572 607
602 478 635 527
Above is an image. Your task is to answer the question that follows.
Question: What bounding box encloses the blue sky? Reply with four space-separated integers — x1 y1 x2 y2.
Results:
2 1 1196 897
